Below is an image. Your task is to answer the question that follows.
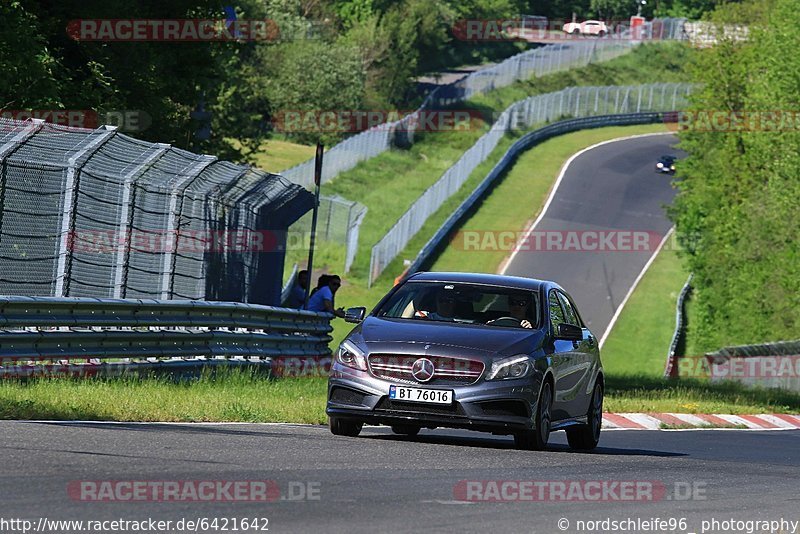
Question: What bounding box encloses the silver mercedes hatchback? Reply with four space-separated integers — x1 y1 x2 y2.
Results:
326 272 604 450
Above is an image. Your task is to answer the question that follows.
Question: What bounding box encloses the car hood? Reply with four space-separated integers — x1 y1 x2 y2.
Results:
352 316 544 358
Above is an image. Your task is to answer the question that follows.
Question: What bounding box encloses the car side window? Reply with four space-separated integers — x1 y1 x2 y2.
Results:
548 290 565 332
557 291 581 327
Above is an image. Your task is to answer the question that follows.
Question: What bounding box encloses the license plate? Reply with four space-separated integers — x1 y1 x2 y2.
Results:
389 385 453 404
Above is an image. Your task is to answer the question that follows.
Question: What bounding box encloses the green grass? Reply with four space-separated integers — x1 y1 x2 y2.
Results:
230 138 317 173
0 372 328 424
3 371 799 422
604 375 800 415
601 243 689 377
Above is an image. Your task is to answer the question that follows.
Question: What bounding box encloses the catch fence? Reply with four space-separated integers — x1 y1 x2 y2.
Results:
0 118 311 302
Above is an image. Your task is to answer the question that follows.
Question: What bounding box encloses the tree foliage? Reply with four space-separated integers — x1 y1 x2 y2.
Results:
670 0 799 349
1 0 725 160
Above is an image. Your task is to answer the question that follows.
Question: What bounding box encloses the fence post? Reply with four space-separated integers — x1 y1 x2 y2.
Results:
55 127 116 297
113 144 170 298
160 155 216 299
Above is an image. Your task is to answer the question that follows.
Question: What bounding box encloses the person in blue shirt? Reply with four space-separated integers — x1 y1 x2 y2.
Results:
288 270 308 309
306 274 346 318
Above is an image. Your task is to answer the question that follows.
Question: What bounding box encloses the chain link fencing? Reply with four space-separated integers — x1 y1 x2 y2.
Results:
0 119 312 302
368 82 695 285
291 195 367 273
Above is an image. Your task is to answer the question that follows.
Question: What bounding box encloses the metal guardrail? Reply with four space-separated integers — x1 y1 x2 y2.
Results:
0 297 332 376
703 339 800 392
664 273 693 378
399 111 680 280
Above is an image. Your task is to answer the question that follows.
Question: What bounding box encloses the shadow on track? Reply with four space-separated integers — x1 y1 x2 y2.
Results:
22 421 319 441
363 432 685 457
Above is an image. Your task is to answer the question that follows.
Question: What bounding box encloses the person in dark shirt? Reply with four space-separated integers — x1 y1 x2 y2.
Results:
288 269 309 309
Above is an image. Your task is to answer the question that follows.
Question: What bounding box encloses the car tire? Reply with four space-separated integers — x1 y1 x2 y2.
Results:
391 424 420 436
597 30 606 37
329 417 363 437
566 382 603 450
514 381 552 450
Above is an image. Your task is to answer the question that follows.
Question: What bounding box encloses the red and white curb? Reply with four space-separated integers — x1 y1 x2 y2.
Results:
602 413 800 430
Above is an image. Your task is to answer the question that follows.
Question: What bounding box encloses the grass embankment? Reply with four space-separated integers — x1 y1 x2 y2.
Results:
3 372 798 422
0 372 328 423
246 138 317 172
600 244 687 377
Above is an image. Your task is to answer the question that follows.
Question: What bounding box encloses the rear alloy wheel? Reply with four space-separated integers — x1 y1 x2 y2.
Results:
566 382 603 450
391 424 420 436
329 417 363 437
514 381 552 450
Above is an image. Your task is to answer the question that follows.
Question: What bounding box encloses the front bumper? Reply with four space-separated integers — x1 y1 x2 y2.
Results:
326 362 543 434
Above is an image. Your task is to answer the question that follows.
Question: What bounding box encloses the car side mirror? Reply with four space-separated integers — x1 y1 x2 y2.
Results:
556 322 583 341
345 306 367 324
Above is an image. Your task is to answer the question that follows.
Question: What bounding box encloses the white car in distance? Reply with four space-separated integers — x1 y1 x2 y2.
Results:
563 20 609 36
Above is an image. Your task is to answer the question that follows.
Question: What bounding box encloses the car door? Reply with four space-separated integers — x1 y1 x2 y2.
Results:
557 290 598 417
547 289 574 421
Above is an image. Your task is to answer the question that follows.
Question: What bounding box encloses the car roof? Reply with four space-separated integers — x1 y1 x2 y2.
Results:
407 271 554 291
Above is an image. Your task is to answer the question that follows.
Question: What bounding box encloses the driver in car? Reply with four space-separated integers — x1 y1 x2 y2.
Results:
508 294 533 328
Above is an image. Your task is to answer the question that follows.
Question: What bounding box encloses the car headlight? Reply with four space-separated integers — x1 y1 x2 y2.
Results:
656 162 664 168
486 355 533 380
670 165 675 170
336 339 367 371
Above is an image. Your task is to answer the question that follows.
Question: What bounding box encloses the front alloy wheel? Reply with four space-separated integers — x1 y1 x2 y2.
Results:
566 381 603 450
514 381 552 450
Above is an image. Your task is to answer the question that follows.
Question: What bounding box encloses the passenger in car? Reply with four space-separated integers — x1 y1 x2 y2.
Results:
415 290 456 321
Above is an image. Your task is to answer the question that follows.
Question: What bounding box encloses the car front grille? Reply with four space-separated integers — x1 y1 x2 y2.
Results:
368 354 484 385
374 397 466 416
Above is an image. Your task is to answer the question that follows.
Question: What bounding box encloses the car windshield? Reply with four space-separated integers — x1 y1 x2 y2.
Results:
375 281 540 328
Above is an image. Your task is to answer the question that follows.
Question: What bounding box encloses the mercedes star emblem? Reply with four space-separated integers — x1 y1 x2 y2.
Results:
411 358 435 382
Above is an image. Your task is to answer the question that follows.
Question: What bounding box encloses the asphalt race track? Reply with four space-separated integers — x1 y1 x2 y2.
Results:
3 134 796 534
503 133 685 338
1 421 798 533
